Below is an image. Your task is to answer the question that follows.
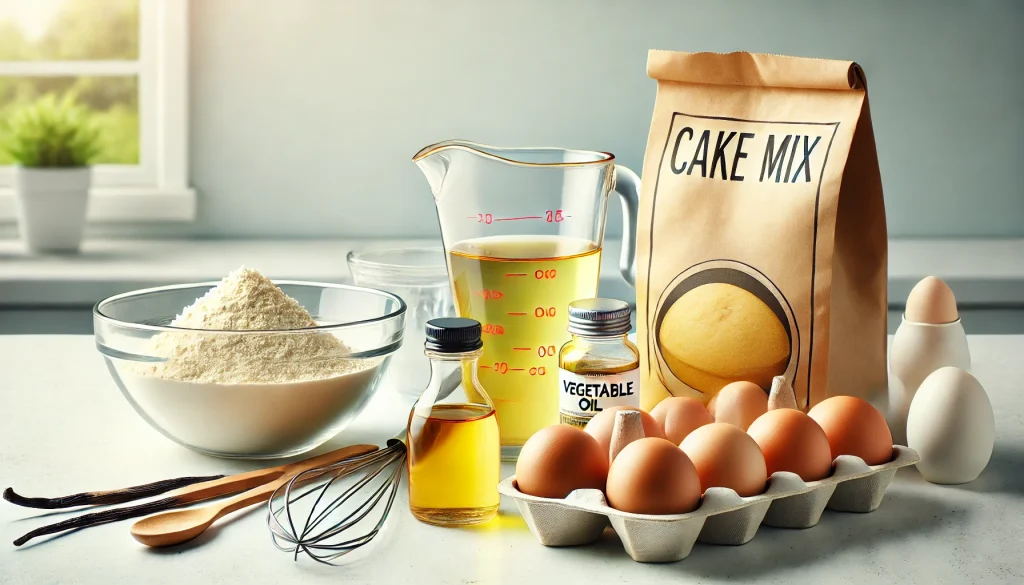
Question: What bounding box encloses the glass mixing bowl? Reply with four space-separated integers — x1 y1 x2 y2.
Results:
94 282 406 459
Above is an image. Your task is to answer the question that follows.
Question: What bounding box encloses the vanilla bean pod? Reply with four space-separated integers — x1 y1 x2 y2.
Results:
12 496 194 546
3 475 224 510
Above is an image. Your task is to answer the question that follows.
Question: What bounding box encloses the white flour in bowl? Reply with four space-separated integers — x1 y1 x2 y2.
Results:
122 268 385 457
136 267 365 384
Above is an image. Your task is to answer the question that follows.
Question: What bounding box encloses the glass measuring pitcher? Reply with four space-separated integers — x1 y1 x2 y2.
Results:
413 140 639 459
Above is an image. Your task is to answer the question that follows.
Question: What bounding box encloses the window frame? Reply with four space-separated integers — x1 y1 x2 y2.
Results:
0 0 194 222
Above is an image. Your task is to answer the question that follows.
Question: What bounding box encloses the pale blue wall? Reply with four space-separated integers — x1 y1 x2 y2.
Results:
181 0 1022 239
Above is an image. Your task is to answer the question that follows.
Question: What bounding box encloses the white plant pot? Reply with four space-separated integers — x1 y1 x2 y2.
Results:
14 166 91 253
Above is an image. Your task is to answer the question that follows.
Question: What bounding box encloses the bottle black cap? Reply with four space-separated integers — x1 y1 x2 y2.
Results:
425 317 484 353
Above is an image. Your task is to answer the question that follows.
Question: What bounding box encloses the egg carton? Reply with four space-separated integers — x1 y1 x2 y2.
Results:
498 445 919 563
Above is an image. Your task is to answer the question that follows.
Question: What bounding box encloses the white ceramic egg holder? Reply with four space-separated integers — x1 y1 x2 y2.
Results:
499 445 920 563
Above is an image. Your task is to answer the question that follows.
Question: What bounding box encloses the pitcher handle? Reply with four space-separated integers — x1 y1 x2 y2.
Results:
614 165 640 287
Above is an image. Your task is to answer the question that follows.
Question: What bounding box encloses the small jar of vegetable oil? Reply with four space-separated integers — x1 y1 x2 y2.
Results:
407 318 500 527
558 298 639 428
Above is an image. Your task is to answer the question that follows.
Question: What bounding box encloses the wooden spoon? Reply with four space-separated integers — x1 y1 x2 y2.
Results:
130 443 377 547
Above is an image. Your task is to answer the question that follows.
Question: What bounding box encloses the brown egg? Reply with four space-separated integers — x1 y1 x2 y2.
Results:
651 397 714 444
747 409 833 481
905 276 958 324
606 438 701 515
681 423 767 497
515 425 608 499
585 406 665 458
708 381 767 430
808 396 893 465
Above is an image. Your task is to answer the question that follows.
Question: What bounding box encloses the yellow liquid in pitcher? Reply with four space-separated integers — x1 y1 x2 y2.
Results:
408 404 500 526
449 235 602 451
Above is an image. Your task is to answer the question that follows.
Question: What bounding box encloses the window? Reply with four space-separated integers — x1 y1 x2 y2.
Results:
0 0 193 222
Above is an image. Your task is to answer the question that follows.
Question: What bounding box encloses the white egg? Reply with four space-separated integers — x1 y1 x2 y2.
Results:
907 367 994 484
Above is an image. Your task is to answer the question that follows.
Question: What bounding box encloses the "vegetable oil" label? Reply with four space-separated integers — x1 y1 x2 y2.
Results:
558 369 640 428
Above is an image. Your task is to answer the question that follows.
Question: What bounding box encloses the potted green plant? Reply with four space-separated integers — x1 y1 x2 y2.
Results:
3 94 101 253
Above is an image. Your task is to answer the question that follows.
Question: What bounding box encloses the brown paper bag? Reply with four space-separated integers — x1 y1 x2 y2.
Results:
637 50 887 411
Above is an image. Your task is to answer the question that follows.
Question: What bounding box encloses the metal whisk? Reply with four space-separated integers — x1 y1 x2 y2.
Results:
266 438 407 565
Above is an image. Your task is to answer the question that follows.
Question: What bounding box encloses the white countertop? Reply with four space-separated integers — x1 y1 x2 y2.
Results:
1 335 1022 584
1 238 1022 307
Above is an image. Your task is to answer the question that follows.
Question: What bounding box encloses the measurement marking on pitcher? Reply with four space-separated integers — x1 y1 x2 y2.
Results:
537 345 556 357
513 347 531 351
494 216 544 222
469 210 570 224
505 273 528 277
535 269 557 280
508 312 527 316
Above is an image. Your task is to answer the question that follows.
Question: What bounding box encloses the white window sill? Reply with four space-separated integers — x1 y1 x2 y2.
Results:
0 187 196 223
0 238 1021 308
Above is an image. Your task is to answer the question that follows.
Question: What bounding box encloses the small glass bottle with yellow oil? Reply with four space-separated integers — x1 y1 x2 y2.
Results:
407 318 500 527
558 298 639 428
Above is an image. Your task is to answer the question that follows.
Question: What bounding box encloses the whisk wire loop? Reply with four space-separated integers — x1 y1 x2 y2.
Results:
267 440 407 565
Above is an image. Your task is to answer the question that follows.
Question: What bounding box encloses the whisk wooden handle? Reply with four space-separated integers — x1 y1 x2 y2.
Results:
160 443 379 505
216 444 382 519
281 444 380 475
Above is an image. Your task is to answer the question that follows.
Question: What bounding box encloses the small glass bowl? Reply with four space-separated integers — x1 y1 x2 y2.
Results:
94 282 406 459
347 246 454 398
